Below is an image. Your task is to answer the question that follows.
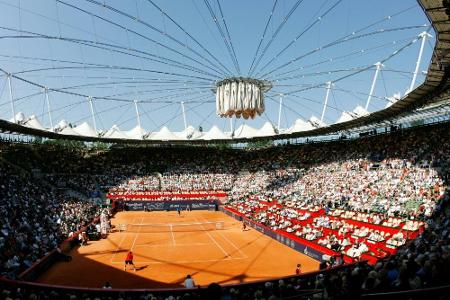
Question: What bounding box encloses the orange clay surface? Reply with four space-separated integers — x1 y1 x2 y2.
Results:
36 211 320 289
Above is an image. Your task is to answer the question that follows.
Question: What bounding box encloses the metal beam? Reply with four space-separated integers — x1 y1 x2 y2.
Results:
409 31 433 93
365 62 383 110
321 82 332 122
88 96 97 133
133 100 141 129
277 94 283 130
44 88 54 130
181 101 187 131
7 75 16 123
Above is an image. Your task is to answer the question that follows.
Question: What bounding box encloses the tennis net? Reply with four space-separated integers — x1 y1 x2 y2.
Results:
119 221 226 233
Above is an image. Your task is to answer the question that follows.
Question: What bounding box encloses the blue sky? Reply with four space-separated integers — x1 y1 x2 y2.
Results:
0 0 434 133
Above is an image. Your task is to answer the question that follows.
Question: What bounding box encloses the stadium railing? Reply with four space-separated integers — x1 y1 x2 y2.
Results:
361 284 450 300
0 262 362 299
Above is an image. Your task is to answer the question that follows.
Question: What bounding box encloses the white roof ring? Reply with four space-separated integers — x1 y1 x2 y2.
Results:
0 1 436 142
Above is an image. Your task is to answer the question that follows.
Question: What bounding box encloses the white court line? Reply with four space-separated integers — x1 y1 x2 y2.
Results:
198 216 248 259
170 224 176 246
130 216 144 251
134 242 211 248
110 256 247 265
194 217 231 259
217 232 248 259
109 217 135 263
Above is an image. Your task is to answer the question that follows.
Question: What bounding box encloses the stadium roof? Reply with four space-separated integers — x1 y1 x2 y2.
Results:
0 0 448 144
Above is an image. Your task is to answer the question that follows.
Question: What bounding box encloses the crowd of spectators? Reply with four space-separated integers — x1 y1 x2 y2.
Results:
0 122 449 298
0 163 102 278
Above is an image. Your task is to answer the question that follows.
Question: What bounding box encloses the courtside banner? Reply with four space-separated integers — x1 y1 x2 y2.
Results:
107 191 227 200
121 200 217 211
221 207 325 262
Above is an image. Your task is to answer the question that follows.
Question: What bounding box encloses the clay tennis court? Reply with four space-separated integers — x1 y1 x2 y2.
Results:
37 211 320 289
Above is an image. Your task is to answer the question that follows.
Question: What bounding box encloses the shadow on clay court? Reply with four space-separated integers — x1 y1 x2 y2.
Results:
136 264 150 271
36 245 181 289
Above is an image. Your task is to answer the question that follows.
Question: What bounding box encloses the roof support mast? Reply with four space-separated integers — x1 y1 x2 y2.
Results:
277 94 283 131
408 31 432 93
7 74 16 123
133 100 141 129
365 62 383 111
181 101 187 131
44 88 54 130
321 81 332 122
88 96 97 133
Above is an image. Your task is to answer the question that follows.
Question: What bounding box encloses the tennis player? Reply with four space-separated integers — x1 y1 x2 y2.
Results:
124 250 136 272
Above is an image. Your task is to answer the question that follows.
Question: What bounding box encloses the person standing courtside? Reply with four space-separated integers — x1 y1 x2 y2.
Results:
124 251 136 272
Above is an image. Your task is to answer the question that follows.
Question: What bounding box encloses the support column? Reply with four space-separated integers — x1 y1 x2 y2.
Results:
365 62 383 111
44 88 54 130
229 118 233 134
181 101 187 131
321 81 332 122
7 74 16 123
408 31 432 93
277 94 283 131
88 96 97 133
133 100 141 129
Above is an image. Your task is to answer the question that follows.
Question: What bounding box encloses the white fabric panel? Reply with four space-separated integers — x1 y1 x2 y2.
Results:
176 125 203 140
234 123 258 138
353 105 369 117
73 122 98 137
126 125 146 139
288 119 315 133
255 122 277 137
309 116 327 128
151 126 181 140
104 125 128 139
336 112 354 123
9 112 26 124
24 115 46 131
202 125 230 140
60 126 79 136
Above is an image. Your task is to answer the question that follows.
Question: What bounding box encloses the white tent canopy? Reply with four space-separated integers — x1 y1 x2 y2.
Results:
352 105 369 117
55 119 69 131
336 111 354 123
73 122 98 137
233 123 258 138
24 115 46 131
202 125 230 140
104 125 128 139
151 126 181 140
385 92 401 108
255 121 277 137
60 125 79 136
176 125 203 140
9 112 26 124
288 118 315 133
126 125 146 140
309 116 327 128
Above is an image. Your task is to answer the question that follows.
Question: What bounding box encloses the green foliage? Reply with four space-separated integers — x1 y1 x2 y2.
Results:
43 138 86 149
247 139 274 149
410 119 424 127
90 141 109 150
